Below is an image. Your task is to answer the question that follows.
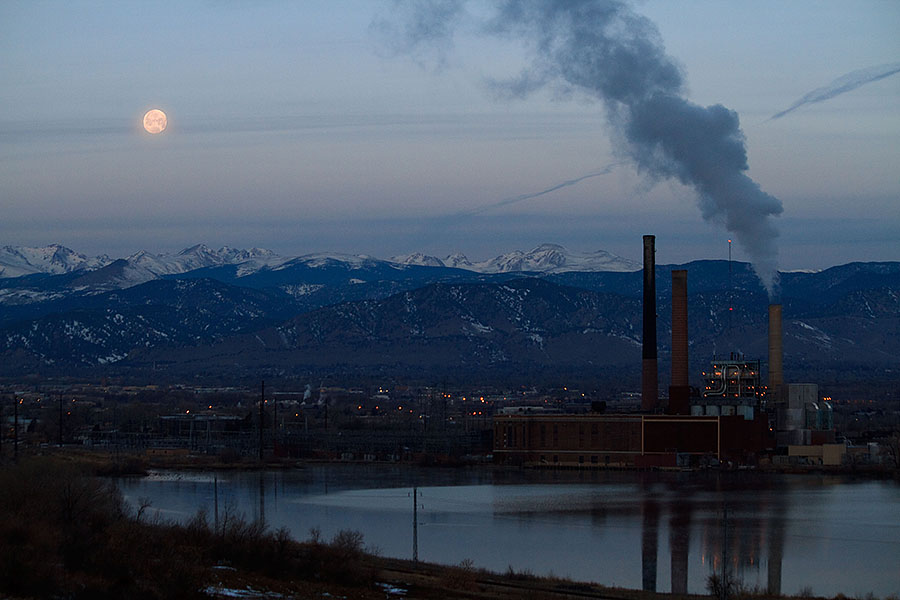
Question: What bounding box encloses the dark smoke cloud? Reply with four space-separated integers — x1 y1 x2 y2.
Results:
770 62 900 120
379 0 783 294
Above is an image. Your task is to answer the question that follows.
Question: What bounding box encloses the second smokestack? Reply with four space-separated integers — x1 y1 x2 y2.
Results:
642 235 658 412
668 269 690 415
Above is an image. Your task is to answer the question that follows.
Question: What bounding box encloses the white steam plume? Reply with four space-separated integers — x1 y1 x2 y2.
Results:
377 0 783 295
770 62 900 121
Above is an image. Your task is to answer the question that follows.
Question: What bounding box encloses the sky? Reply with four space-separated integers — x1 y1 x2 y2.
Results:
1 0 898 271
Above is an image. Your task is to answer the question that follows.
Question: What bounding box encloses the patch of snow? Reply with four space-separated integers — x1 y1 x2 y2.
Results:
793 321 833 346
612 333 642 347
376 582 408 596
203 586 283 599
462 315 493 334
0 288 66 305
97 353 126 365
281 283 324 298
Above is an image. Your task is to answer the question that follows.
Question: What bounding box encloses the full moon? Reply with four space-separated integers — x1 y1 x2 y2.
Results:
142 109 167 134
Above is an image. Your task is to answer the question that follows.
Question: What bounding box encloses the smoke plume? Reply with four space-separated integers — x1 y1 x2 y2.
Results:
770 62 900 120
380 0 783 294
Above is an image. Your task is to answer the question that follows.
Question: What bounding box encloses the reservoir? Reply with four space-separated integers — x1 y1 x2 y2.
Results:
117 466 900 597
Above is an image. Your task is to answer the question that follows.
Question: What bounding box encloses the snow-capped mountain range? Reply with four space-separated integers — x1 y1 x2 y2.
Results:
0 242 639 283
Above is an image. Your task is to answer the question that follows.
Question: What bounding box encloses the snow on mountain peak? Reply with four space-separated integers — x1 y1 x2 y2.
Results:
282 253 381 270
461 244 640 274
390 253 446 268
124 245 286 278
444 253 473 269
0 244 110 278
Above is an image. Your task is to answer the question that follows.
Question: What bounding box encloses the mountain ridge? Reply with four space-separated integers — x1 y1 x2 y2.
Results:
1 262 897 385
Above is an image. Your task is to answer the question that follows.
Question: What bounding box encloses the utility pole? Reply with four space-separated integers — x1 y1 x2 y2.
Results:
214 474 219 531
114 397 120 463
58 393 63 446
318 381 326 432
14 396 19 462
412 486 419 563
259 380 265 462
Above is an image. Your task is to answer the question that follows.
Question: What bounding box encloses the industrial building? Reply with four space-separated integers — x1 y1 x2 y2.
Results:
494 234 840 468
493 412 770 467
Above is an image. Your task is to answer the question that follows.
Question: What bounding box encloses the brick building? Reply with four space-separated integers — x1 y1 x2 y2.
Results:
493 412 771 467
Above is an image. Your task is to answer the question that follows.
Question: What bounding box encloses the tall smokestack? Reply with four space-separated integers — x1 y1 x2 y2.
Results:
642 235 658 412
768 304 784 401
668 269 690 415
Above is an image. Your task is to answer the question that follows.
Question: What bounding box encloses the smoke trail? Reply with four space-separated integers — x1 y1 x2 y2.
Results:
770 62 900 120
456 162 622 217
380 0 783 294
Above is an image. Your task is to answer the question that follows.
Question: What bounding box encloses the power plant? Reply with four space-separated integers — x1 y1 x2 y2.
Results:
494 235 841 468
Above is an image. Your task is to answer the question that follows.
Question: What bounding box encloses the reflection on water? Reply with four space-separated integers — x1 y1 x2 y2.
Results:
116 467 900 597
669 496 690 594
641 497 659 592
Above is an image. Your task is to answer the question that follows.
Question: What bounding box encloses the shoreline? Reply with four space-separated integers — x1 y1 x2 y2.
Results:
41 446 899 480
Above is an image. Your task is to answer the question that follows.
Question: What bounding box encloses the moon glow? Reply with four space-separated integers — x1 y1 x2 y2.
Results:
143 109 167 134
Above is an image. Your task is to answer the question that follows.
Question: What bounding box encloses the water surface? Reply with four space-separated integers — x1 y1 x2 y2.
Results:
117 466 900 597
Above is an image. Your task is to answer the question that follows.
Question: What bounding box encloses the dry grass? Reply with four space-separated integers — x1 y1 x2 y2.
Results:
0 457 377 599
